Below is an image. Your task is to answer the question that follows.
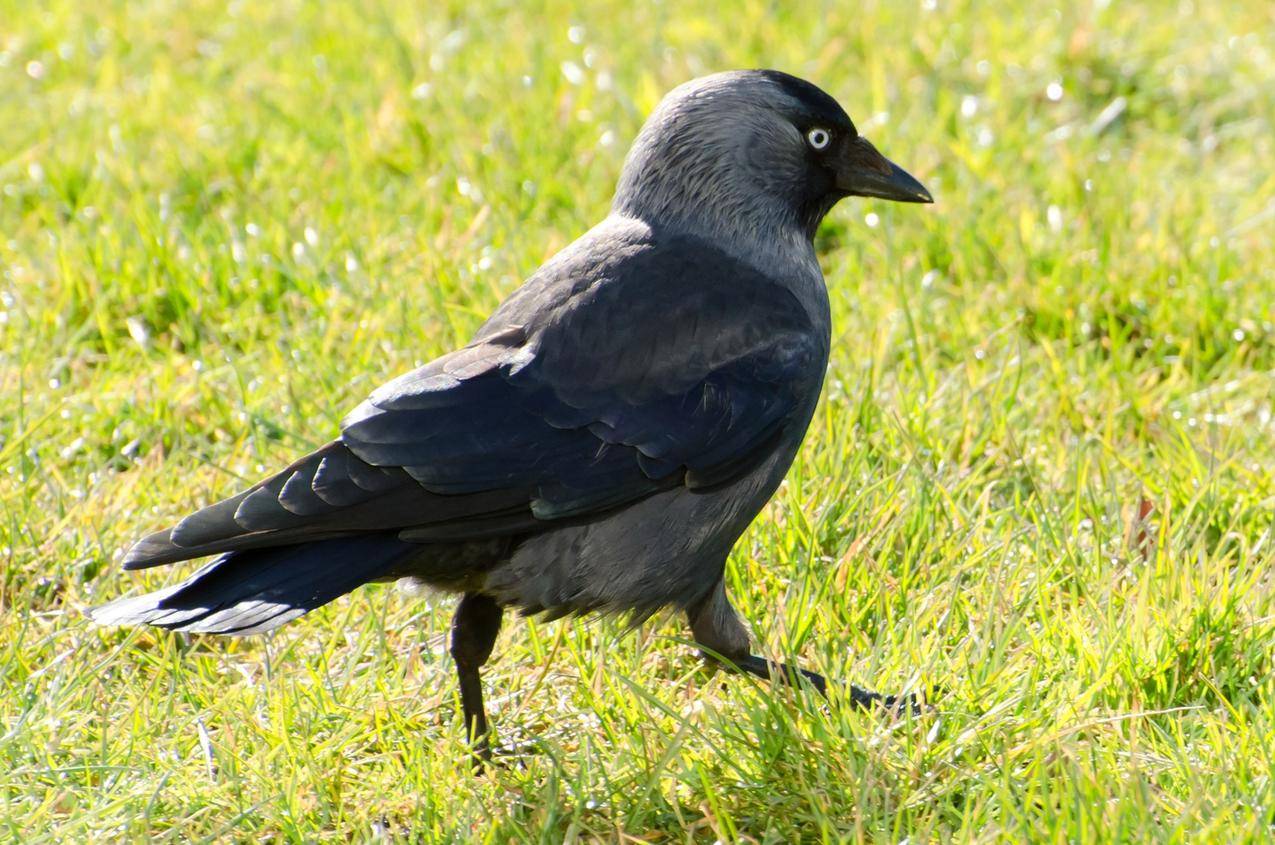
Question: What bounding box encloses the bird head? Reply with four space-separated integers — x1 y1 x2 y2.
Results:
613 70 932 247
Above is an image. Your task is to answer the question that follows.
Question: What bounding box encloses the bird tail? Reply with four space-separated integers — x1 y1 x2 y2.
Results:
88 534 419 636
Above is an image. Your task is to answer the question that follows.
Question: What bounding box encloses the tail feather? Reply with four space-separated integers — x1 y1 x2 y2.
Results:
89 535 419 636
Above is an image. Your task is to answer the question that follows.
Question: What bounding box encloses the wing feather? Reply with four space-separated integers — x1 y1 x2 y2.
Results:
122 223 825 572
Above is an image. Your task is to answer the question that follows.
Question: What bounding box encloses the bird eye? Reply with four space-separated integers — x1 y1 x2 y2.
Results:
806 128 831 150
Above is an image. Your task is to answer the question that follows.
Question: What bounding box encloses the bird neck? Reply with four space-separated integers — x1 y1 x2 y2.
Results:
612 187 819 283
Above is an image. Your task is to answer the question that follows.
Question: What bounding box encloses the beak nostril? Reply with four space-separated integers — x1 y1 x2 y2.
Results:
847 137 894 175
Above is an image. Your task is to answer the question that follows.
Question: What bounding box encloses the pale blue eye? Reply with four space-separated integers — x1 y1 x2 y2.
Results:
806 128 831 150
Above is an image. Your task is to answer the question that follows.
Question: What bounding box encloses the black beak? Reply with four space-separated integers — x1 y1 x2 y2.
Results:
835 136 933 204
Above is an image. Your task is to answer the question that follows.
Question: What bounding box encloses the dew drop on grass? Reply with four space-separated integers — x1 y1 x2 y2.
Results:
126 316 151 349
561 61 585 86
441 30 465 52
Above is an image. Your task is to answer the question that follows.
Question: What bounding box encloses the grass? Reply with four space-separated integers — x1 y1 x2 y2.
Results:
2 0 1273 840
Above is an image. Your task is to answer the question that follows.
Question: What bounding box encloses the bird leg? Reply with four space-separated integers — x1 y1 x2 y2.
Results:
449 592 503 767
687 580 915 713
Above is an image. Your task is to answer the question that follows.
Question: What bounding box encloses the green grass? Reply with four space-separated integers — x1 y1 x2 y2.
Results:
2 0 1273 840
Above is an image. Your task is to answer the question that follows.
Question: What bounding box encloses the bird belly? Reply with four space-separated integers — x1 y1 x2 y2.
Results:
380 536 514 594
479 436 802 619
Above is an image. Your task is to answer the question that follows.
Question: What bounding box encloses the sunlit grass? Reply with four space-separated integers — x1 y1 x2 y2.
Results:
2 0 1273 840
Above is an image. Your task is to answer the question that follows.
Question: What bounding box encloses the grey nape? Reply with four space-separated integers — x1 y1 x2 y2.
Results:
89 69 933 763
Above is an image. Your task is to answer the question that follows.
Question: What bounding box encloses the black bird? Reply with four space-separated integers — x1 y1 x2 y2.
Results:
91 70 933 759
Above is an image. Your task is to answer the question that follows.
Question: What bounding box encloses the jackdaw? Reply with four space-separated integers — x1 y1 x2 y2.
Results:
91 70 933 758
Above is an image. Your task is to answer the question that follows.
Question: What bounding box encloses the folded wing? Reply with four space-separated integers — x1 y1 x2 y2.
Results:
124 228 823 571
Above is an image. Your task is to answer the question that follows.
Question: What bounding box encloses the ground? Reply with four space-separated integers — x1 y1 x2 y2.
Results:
1 0 1273 841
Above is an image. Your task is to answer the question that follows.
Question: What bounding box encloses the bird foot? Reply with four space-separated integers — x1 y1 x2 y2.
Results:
732 654 928 716
847 686 923 716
